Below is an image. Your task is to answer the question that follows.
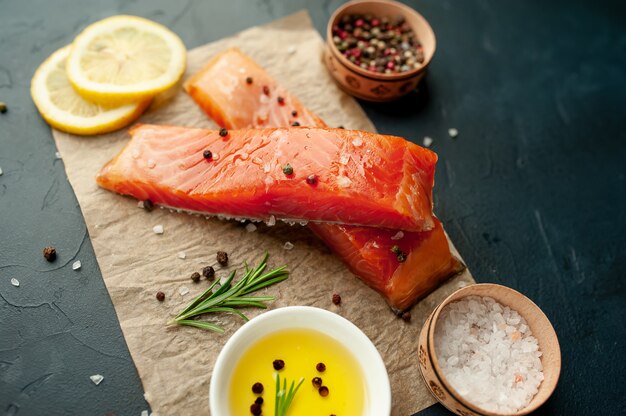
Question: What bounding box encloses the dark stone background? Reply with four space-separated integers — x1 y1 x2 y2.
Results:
1 0 624 415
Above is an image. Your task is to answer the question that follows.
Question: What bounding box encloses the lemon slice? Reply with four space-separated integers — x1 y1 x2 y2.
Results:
31 46 149 135
66 15 186 104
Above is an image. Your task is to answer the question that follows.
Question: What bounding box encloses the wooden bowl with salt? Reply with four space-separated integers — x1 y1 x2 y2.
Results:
417 283 561 416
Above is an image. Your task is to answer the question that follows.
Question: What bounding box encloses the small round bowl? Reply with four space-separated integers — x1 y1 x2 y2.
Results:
417 284 561 416
325 0 436 102
210 306 391 415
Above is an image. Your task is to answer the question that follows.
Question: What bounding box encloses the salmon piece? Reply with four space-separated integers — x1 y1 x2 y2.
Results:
184 48 324 129
97 125 437 232
311 219 464 310
184 48 463 310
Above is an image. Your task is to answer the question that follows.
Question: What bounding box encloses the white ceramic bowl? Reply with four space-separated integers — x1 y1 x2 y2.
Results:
210 306 391 415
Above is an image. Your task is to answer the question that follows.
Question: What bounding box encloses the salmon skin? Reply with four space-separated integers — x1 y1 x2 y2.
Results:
97 125 437 232
184 48 464 310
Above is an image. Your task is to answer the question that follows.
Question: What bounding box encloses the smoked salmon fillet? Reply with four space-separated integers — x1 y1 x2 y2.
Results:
97 125 437 232
184 48 463 310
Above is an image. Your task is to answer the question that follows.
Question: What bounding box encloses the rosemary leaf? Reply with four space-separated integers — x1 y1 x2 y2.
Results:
171 253 288 331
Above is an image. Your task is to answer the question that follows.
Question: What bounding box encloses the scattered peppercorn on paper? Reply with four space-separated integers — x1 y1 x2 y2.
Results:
50 11 474 416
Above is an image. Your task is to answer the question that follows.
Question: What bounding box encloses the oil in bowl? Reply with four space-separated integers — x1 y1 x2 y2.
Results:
229 328 366 414
210 306 391 416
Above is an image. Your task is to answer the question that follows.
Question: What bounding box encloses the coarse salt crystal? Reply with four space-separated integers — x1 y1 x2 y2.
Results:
238 67 245 74
448 128 459 138
352 137 363 146
337 176 352 188
177 251 186 259
90 374 104 385
153 225 164 234
284 241 294 250
263 163 272 173
0 167 3 176
391 231 404 240
10 278 19 287
179 286 189 296
287 45 296 54
245 223 257 233
137 201 145 209
72 260 81 270
147 159 156 169
55 151 62 159
267 215 276 227
141 411 149 416
339 153 350 165
423 136 433 147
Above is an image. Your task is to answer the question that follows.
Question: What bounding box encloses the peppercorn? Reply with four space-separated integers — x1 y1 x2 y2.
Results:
273 359 285 370
202 266 215 280
156 291 165 301
203 149 213 160
316 362 326 372
0 102 7 114
246 76 253 84
306 174 318 185
282 163 293 176
255 397 264 405
291 110 298 117
277 96 285 105
250 403 262 415
319 386 329 397
312 377 323 388
332 293 341 305
219 128 228 137
43 246 57 262
337 125 345 129
291 121 300 126
401 311 411 322
262 85 270 95
190 272 201 283
252 382 264 394
143 199 154 212
216 251 228 266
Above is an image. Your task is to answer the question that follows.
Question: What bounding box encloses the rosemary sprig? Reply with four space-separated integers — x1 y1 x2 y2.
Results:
170 253 289 332
274 373 305 416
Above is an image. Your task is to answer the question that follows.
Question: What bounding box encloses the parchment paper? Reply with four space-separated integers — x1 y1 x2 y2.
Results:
52 11 474 416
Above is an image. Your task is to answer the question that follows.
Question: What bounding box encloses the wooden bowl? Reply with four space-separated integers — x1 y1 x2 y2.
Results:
417 284 561 416
325 0 436 102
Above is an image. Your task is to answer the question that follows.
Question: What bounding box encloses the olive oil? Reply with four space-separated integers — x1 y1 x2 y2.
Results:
229 328 366 415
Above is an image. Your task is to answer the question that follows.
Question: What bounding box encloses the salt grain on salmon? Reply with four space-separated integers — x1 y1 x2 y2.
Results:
97 125 437 231
435 295 544 414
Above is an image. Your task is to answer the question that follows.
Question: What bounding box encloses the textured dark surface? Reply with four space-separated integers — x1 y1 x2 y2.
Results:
1 0 625 415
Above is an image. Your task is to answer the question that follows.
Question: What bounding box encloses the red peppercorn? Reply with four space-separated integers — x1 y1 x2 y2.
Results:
250 403 262 415
312 377 323 388
203 149 212 160
291 110 298 117
262 85 270 95
386 61 396 70
355 18 364 27
316 362 326 372
202 266 215 281
255 397 263 405
273 359 285 370
251 382 264 394
306 174 318 185
216 251 228 266
190 272 201 283
277 96 285 105
332 293 341 305
43 246 57 262
219 128 228 137
371 18 380 27
245 76 253 84
318 386 329 397
156 291 165 301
